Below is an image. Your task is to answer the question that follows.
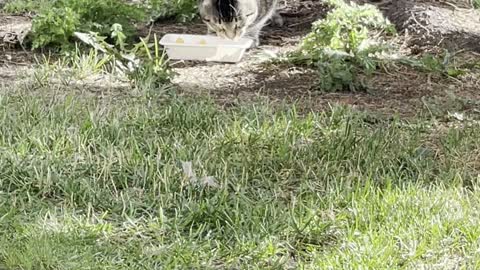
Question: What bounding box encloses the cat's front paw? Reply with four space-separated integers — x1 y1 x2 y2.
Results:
271 13 284 27
250 38 260 48
206 28 216 36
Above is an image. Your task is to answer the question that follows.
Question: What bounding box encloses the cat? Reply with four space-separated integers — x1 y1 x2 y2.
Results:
198 0 283 47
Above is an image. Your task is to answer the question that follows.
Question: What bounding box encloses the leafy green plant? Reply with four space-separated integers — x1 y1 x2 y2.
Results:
414 53 466 77
29 0 146 49
129 35 173 88
397 50 468 78
474 0 480 9
63 0 146 34
31 6 81 49
74 24 173 88
290 1 395 91
6 0 197 48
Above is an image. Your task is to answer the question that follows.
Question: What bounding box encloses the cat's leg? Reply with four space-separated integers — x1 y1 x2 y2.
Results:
245 35 259 48
253 36 260 48
245 28 261 48
271 12 283 27
207 27 215 36
245 20 270 48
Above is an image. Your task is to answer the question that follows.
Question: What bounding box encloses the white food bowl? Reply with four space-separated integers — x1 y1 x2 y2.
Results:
159 34 254 63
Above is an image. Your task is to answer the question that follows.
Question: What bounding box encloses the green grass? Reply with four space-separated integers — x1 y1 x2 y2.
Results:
0 84 479 269
2 0 480 268
474 0 480 9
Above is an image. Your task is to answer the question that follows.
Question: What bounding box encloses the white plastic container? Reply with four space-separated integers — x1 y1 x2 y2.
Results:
159 34 253 63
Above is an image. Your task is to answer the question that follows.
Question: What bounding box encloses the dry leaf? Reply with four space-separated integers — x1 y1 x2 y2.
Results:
181 161 218 188
181 161 197 184
201 176 219 188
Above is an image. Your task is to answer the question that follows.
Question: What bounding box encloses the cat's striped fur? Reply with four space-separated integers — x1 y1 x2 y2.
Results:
198 0 283 47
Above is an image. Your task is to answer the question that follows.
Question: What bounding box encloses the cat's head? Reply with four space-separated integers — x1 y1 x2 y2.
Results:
198 0 258 40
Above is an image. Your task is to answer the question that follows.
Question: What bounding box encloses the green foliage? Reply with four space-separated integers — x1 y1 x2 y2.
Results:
398 50 468 78
291 1 395 91
0 90 480 268
63 0 146 33
3 0 51 13
5 0 198 48
128 35 173 88
31 7 81 49
415 53 466 77
474 0 480 9
74 25 173 87
28 0 146 49
147 0 198 22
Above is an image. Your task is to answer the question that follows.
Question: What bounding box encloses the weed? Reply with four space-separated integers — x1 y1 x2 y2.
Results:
290 1 395 91
34 45 113 83
73 25 173 87
31 6 81 49
30 25 172 89
474 0 480 9
5 0 198 49
25 0 146 49
128 34 173 88
398 50 468 78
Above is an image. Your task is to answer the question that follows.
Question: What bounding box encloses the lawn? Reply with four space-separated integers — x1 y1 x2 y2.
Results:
0 86 479 269
1 0 480 269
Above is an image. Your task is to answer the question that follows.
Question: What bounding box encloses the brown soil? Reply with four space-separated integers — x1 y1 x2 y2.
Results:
381 0 480 53
1 0 480 119
152 0 480 117
0 14 30 50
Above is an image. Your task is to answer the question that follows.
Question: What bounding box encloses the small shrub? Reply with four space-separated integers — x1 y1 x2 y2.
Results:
31 6 81 49
6 0 198 48
28 0 146 49
290 1 395 91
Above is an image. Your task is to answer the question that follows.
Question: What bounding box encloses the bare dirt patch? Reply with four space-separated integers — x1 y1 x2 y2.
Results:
0 14 31 48
355 0 480 53
177 58 480 117
159 0 480 117
384 0 480 53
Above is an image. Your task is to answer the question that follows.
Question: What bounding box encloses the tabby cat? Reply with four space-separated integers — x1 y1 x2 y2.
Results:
198 0 283 47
